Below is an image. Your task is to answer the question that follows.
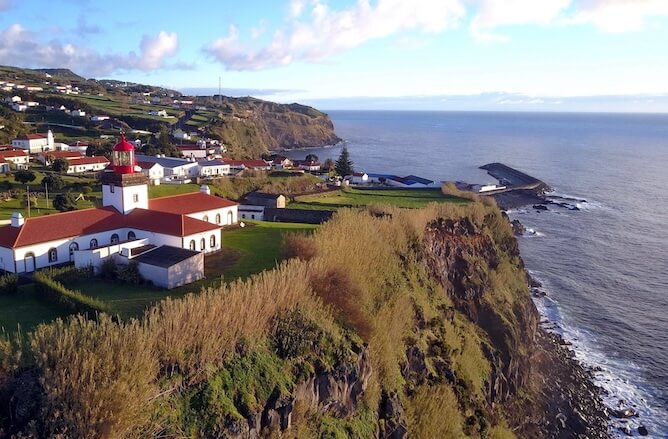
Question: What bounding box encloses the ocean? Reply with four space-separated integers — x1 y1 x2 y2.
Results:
283 110 668 437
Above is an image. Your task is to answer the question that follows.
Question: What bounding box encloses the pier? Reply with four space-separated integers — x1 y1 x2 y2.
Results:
478 163 551 209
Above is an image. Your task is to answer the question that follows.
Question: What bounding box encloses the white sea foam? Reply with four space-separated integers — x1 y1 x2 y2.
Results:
528 270 668 438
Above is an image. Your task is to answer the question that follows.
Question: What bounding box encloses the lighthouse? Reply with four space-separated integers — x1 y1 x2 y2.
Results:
101 134 149 214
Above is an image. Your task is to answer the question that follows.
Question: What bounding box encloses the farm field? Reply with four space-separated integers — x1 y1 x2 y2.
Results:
290 188 468 210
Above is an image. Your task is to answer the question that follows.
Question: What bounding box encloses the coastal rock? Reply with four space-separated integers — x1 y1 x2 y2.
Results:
510 219 526 236
533 204 549 211
638 425 649 435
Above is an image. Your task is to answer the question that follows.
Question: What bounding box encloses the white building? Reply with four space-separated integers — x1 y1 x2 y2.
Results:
65 156 110 173
173 129 191 140
70 109 86 117
349 172 369 184
0 136 238 276
148 110 168 117
136 161 164 185
198 160 231 177
136 154 199 180
12 130 55 153
11 103 27 112
91 115 110 122
36 151 82 165
0 150 29 169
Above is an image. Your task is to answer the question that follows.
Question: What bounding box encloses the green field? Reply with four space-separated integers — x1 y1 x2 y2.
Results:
0 170 99 220
0 286 69 332
290 188 468 210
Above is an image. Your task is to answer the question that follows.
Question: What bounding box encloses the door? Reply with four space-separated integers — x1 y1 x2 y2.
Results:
24 253 36 272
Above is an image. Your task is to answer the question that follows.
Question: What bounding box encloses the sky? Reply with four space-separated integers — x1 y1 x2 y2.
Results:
1 0 668 111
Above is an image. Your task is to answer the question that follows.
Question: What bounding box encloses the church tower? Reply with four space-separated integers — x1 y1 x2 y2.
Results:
101 134 149 214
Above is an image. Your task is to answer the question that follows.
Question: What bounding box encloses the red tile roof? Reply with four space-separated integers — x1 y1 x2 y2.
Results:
0 206 125 248
149 192 238 215
136 161 160 169
38 151 82 159
0 194 230 248
0 150 28 159
125 209 220 237
68 156 110 165
15 134 45 140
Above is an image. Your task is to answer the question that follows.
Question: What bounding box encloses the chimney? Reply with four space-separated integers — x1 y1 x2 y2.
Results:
200 185 211 195
11 212 24 227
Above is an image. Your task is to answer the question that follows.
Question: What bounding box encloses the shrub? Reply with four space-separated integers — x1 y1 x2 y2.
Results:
281 232 317 261
99 258 117 280
116 262 142 285
0 273 18 296
29 315 158 437
34 269 107 315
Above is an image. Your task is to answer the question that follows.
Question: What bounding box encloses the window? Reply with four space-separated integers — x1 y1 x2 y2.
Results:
203 215 209 223
200 238 205 251
111 233 119 244
109 184 114 193
90 238 98 248
128 231 136 240
189 240 196 250
48 248 58 263
133 194 139 203
215 213 221 224
227 211 234 224
69 242 79 259
210 234 216 248
251 214 255 220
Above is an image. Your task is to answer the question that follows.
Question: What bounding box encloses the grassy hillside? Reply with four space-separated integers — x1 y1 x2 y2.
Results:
0 65 339 158
0 198 545 438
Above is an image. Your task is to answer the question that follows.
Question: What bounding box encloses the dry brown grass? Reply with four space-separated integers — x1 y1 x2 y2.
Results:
29 315 158 438
406 384 464 439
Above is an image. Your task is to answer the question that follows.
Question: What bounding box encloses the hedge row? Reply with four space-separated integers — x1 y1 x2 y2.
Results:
33 267 108 315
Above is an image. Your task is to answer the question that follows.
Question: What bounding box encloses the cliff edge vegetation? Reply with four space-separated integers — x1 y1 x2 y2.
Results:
0 199 604 438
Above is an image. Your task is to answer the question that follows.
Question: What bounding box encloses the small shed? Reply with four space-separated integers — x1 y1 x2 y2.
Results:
244 192 286 208
133 246 204 289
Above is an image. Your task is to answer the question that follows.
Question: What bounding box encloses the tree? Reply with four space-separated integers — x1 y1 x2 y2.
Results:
53 192 78 212
51 157 70 173
42 174 65 191
14 169 36 184
322 158 335 172
334 145 354 177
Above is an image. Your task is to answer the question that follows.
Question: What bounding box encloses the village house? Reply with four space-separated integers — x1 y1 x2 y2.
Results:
135 154 199 180
0 136 238 280
36 150 83 165
137 161 164 185
172 129 191 141
177 143 217 160
298 160 321 172
0 150 29 170
148 110 168 117
244 192 286 208
271 156 293 169
197 160 231 177
221 159 271 174
70 109 86 117
348 172 369 184
91 115 110 122
65 156 110 174
12 131 55 153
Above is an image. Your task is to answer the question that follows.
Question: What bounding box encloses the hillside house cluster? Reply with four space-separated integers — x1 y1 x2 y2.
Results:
0 136 239 289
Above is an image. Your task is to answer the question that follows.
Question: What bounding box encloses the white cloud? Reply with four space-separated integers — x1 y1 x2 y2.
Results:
205 0 467 70
137 31 179 70
0 25 183 76
289 0 306 18
469 0 571 41
570 0 668 32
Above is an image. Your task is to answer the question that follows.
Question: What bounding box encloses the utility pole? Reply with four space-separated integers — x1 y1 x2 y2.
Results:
26 185 30 218
45 181 49 209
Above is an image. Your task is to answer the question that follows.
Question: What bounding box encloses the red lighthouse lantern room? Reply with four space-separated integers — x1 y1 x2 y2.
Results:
112 134 135 174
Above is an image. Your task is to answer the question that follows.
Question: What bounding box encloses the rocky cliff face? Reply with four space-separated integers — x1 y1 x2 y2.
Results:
208 97 341 158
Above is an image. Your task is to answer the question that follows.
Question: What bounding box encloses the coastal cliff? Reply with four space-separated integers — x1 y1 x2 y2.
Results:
0 201 608 438
208 97 341 158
